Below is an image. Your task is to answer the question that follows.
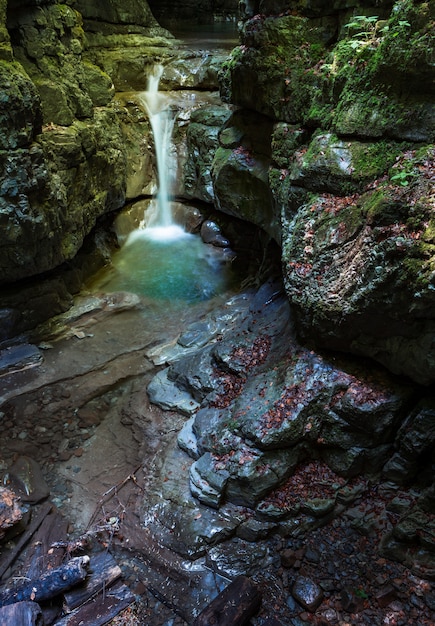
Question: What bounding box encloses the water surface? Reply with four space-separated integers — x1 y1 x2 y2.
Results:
89 226 237 305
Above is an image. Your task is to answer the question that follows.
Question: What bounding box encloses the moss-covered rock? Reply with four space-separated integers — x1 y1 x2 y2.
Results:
329 1 435 139
287 131 409 195
75 0 159 28
74 0 184 92
227 1 434 139
282 146 435 384
0 0 12 61
220 14 331 121
211 110 279 240
0 60 42 148
184 106 232 203
8 3 114 125
82 61 115 106
0 2 129 287
0 111 126 284
271 123 308 169
82 37 174 92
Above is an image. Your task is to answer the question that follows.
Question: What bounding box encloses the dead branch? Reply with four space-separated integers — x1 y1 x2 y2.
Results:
0 556 90 607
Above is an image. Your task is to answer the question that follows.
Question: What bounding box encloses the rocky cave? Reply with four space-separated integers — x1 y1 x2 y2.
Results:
0 0 434 625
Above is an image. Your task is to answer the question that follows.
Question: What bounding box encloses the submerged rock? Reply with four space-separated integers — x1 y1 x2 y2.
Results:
200 219 231 247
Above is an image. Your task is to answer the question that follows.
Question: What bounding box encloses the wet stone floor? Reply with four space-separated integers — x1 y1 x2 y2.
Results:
0 286 433 625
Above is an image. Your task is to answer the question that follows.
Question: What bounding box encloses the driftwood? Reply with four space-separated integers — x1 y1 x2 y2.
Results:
114 517 190 583
24 508 68 580
22 507 69 625
0 600 43 625
56 581 134 626
63 550 122 611
0 496 134 626
0 555 90 607
0 501 52 581
193 575 262 626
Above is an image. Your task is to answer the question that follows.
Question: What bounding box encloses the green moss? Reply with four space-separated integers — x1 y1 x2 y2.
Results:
271 123 306 167
363 187 404 225
221 15 328 122
327 0 435 138
351 140 410 178
317 199 366 241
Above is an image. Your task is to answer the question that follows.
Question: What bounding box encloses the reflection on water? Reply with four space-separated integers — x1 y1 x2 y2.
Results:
89 227 237 305
171 22 239 50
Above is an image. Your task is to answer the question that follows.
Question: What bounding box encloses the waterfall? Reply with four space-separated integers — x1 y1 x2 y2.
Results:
88 64 238 303
137 65 185 241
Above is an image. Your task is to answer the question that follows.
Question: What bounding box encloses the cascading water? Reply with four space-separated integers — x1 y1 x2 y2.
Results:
137 64 184 241
88 64 239 304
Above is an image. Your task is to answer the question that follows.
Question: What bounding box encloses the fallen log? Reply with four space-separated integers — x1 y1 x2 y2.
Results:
22 508 69 625
0 501 52 581
63 551 122 611
0 600 43 625
0 555 90 607
192 575 261 626
56 581 134 626
24 508 68 579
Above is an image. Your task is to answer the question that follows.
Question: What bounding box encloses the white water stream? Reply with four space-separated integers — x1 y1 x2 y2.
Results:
89 64 238 303
137 64 186 242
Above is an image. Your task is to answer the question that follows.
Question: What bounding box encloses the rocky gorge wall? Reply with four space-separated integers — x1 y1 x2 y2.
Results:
0 0 434 585
0 0 226 335
146 0 239 27
208 0 435 385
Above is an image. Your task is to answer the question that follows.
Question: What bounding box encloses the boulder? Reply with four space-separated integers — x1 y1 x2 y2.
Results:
184 106 232 203
211 110 278 241
282 146 435 384
219 14 331 122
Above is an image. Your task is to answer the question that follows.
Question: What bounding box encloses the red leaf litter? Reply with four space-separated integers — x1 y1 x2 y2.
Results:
262 461 348 510
211 335 271 408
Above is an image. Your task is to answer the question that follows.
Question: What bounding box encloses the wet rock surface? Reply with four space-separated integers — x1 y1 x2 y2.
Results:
215 2 435 387
0 280 434 625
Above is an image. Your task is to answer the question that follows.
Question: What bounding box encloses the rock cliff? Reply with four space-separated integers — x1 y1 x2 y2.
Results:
0 0 224 334
209 0 435 384
1 0 124 286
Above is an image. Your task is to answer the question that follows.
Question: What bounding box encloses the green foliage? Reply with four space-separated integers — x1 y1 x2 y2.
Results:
344 14 379 43
343 12 411 53
390 168 418 186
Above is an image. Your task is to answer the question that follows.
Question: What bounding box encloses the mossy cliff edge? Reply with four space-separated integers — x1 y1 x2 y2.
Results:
211 0 435 384
0 0 187 333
